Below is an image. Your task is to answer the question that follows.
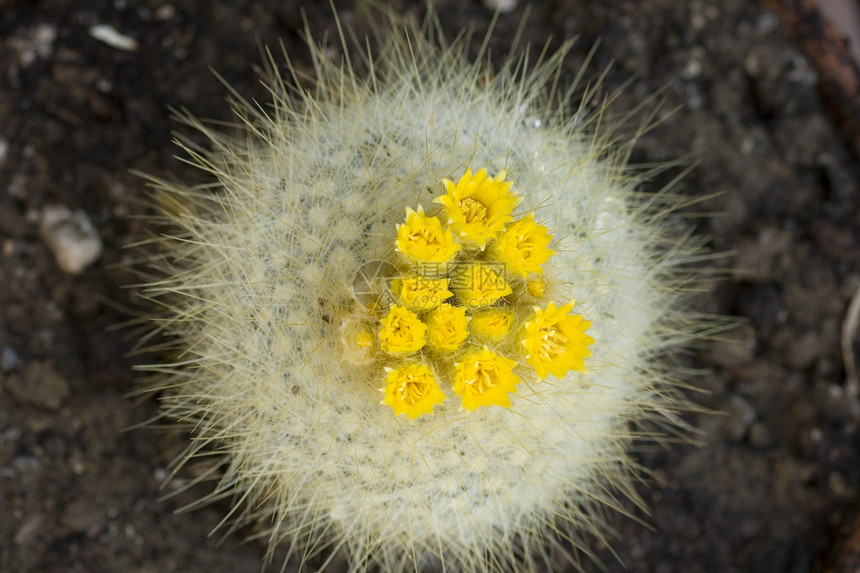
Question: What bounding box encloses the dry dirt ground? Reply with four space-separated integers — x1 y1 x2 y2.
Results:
1 0 859 572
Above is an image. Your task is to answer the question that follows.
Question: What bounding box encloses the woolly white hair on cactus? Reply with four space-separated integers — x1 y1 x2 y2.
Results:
136 8 708 573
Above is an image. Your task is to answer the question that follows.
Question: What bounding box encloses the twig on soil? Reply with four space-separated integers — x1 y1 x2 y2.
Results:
762 0 860 164
841 284 860 418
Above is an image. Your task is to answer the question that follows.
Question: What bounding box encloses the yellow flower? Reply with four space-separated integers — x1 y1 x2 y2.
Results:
526 277 547 298
425 304 469 351
492 214 555 277
451 263 512 308
469 309 513 339
379 305 426 354
354 329 374 348
435 168 520 248
381 363 446 418
522 300 594 379
453 348 520 411
395 206 460 264
391 276 452 311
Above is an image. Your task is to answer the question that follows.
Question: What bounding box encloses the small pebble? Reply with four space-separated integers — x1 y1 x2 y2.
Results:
1 346 20 371
155 4 176 20
748 421 772 448
14 513 44 545
61 498 104 533
483 0 518 13
781 331 824 370
732 227 792 283
39 205 102 275
3 360 70 411
9 23 56 67
708 323 757 367
88 24 139 51
722 394 756 442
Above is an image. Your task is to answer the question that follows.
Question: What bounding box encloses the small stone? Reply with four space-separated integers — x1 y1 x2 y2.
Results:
732 227 792 283
781 331 824 370
1 346 20 371
9 23 56 67
748 421 772 448
828 472 855 498
483 0 518 13
155 4 176 20
681 58 702 79
708 323 757 367
3 360 70 411
14 513 44 545
88 24 140 51
39 205 102 274
722 394 756 442
61 498 105 532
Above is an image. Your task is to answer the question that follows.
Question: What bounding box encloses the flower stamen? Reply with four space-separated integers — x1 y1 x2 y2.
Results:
436 168 520 248
537 326 568 361
492 214 555 277
379 305 427 355
354 330 374 348
458 197 488 226
381 363 446 418
395 206 460 264
426 304 469 351
523 300 594 378
470 309 513 339
453 348 520 410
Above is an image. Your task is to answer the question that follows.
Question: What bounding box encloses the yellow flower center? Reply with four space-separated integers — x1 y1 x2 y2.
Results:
436 168 520 248
464 364 497 394
493 214 555 277
451 264 512 308
379 305 426 355
397 373 429 404
354 330 374 347
395 206 460 264
536 326 568 361
470 309 513 339
426 304 469 351
458 197 488 226
453 348 520 411
381 363 446 419
523 301 594 379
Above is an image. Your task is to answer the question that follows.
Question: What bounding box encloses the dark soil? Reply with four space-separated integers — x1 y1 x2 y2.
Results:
1 0 859 572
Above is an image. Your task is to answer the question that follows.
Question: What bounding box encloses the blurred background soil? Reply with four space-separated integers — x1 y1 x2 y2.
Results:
1 0 859 571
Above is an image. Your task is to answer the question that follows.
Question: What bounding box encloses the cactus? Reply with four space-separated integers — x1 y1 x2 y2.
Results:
137 11 709 573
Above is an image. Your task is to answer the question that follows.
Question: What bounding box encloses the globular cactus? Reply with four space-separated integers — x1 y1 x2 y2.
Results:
137 10 709 573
